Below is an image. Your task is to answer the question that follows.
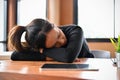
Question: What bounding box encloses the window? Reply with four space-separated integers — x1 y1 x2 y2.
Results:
17 0 47 25
0 0 7 51
115 0 120 38
77 0 120 39
17 0 47 42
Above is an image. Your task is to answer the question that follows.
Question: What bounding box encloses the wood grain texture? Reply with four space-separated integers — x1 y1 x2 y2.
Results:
0 58 119 80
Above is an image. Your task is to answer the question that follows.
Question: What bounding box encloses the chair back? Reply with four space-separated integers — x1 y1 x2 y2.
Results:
91 50 110 58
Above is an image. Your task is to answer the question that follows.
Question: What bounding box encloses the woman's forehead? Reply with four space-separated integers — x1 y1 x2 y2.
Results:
45 28 59 48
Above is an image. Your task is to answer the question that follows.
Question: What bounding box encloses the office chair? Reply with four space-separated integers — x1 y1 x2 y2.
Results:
91 50 110 58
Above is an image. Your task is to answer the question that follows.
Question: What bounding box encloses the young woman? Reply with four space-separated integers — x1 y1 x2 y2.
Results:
8 18 94 63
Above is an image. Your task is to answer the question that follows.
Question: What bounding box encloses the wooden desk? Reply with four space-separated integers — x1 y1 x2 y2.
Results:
0 58 119 80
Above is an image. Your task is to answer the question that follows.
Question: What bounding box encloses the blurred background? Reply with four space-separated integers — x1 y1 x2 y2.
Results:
0 0 120 58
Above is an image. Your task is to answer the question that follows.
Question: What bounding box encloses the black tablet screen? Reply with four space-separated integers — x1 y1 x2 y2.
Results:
41 64 89 69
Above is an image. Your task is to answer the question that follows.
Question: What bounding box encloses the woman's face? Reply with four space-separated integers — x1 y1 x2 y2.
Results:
45 25 67 48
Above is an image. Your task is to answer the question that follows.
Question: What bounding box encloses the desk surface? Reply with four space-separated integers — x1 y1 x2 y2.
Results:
0 58 119 80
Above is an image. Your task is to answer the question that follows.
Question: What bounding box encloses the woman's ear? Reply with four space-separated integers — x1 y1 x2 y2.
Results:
39 48 43 53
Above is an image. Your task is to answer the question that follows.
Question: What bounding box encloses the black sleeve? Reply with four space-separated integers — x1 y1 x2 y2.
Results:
78 39 94 58
11 51 46 61
43 26 84 63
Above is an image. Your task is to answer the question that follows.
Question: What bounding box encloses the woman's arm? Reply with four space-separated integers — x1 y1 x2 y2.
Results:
11 51 46 61
43 26 84 63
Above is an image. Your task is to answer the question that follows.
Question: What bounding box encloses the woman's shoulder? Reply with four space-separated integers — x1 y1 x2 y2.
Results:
59 24 79 27
59 24 82 33
59 24 82 30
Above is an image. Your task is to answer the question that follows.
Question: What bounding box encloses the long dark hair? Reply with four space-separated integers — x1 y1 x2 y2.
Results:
8 18 54 52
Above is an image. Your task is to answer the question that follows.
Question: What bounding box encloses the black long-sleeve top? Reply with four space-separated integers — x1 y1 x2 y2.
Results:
11 25 94 63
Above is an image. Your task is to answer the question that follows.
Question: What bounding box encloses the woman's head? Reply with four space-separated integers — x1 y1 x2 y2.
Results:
8 18 67 52
26 18 67 49
25 19 54 49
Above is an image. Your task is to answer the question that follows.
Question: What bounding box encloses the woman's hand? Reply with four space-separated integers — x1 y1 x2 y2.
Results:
46 57 54 61
74 58 81 62
40 48 43 53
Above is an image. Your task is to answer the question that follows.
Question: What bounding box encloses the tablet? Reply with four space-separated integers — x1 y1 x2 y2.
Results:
41 64 99 71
